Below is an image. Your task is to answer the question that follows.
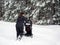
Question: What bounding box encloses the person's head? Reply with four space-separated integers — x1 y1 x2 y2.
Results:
18 12 24 17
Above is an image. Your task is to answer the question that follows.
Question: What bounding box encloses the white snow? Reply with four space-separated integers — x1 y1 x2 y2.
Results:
0 21 60 45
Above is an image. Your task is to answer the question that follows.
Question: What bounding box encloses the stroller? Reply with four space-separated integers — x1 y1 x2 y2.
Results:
24 18 33 37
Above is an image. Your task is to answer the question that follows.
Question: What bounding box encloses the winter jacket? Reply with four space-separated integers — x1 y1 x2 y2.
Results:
16 16 27 28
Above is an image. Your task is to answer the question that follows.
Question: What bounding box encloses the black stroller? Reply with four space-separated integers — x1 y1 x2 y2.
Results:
24 18 33 37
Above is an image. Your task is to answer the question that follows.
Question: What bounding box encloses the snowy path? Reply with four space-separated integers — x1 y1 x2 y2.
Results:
0 21 60 45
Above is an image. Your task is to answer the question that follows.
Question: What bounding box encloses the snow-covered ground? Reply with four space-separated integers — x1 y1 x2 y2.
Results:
0 21 60 45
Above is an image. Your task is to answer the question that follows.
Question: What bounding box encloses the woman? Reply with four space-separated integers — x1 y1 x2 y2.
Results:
16 12 27 39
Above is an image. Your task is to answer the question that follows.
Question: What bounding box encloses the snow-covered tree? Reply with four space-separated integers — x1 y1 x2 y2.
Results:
0 0 60 25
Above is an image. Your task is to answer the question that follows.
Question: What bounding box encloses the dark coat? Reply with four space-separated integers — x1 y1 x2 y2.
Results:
16 16 27 28
16 16 27 38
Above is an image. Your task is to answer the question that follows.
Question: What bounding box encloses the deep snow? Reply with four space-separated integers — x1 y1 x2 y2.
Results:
0 21 60 45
